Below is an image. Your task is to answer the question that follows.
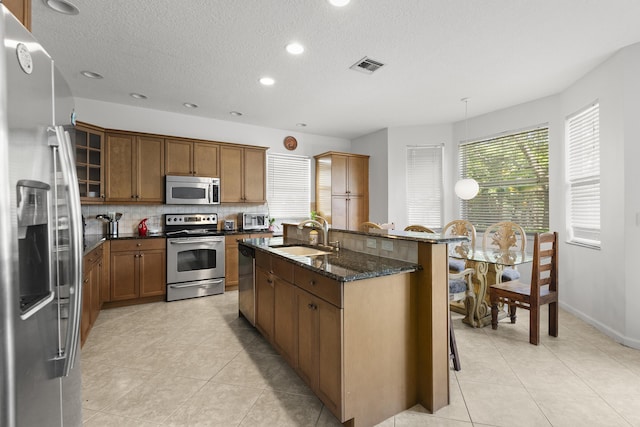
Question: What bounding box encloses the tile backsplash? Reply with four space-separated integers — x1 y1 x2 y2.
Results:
82 203 269 236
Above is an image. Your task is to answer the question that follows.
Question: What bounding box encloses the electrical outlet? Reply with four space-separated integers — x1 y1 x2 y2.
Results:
381 240 394 252
366 238 377 249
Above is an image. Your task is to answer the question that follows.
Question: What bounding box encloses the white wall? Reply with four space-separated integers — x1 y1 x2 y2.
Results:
352 129 388 224
622 44 640 346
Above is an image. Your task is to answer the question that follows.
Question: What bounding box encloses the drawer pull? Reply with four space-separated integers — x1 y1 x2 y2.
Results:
309 279 316 286
307 303 317 310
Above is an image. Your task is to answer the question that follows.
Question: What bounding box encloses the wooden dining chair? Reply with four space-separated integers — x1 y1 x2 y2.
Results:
360 221 382 231
448 267 475 370
489 231 558 345
482 221 527 281
443 220 476 272
404 224 435 233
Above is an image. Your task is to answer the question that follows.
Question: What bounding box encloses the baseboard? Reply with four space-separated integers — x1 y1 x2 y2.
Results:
559 302 640 350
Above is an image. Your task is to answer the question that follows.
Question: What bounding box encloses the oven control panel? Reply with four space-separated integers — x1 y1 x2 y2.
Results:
165 213 218 225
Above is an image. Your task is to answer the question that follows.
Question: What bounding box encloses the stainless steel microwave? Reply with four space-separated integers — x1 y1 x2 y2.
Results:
239 212 269 230
165 175 220 205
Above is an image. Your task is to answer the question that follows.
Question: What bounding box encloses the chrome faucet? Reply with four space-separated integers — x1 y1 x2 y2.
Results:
297 219 328 246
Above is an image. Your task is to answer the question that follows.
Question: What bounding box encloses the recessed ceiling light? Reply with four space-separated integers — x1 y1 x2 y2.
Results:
296 123 307 127
80 70 103 79
230 111 243 117
286 43 304 55
44 0 79 15
259 77 275 86
183 103 198 108
328 0 350 7
129 93 147 100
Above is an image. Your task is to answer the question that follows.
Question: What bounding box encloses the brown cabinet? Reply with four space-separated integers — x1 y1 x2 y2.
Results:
220 145 267 203
105 132 164 203
225 232 272 290
255 251 297 365
81 244 104 347
165 139 219 177
315 152 369 230
296 287 342 415
75 122 105 204
110 238 166 302
4 0 31 30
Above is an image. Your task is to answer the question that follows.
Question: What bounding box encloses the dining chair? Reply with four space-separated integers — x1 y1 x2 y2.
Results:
489 231 558 345
443 220 476 272
403 224 435 233
360 221 383 231
482 221 527 281
448 267 475 370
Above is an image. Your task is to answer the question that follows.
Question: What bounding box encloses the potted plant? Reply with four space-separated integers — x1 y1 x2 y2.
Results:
268 217 275 231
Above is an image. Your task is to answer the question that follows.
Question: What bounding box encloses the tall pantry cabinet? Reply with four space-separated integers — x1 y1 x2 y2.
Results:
315 152 369 231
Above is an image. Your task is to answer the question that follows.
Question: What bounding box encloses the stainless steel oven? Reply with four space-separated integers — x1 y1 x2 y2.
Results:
165 214 225 301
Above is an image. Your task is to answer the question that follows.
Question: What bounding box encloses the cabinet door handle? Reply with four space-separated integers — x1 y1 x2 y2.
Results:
307 303 317 310
131 195 135 198
266 279 273 284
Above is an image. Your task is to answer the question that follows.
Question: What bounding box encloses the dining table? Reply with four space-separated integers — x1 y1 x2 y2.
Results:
449 243 533 328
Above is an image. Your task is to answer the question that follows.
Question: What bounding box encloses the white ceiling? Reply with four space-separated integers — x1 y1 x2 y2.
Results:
30 0 640 140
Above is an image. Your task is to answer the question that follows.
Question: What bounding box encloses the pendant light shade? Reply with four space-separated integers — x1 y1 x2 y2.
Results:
455 178 479 200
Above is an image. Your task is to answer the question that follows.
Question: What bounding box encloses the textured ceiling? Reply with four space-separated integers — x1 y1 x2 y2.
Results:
30 0 640 139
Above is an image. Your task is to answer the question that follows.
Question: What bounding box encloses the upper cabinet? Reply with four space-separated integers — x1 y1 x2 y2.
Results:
75 122 105 204
165 139 219 177
105 132 164 203
220 145 267 203
315 152 369 231
5 0 31 31
76 122 267 206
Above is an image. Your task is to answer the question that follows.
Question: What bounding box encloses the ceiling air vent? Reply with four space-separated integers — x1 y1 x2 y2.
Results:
350 56 385 74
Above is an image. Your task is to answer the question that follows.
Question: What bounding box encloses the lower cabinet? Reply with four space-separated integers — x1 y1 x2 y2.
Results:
110 238 166 302
254 251 342 415
81 244 104 347
296 287 342 415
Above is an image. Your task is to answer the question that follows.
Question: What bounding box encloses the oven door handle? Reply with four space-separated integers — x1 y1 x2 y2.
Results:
169 279 224 289
169 237 224 244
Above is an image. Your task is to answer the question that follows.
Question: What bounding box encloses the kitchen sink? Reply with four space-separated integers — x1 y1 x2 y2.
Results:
273 246 332 257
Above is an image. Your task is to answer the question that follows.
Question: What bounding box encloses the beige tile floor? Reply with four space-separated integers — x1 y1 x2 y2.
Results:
81 292 640 426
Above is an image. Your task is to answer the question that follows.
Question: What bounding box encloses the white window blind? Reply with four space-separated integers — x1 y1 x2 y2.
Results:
267 153 310 225
459 127 549 232
406 145 443 228
566 102 600 247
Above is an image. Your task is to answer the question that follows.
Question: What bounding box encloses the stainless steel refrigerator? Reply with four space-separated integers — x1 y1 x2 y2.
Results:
1 4 83 426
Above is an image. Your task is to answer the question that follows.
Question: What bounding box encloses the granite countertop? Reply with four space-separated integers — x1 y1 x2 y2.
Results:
239 237 420 283
83 229 273 256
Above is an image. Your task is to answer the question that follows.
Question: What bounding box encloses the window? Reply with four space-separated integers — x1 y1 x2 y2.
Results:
266 153 311 228
566 102 600 247
459 126 549 232
406 145 443 228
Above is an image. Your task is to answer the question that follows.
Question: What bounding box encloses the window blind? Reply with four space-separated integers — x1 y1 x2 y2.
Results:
406 145 443 228
459 127 549 232
566 103 600 247
267 153 310 225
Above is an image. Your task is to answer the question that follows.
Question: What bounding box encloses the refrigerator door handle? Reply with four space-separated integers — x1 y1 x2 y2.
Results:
52 126 83 377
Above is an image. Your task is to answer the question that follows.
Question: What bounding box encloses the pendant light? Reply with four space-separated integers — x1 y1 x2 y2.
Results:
455 98 479 200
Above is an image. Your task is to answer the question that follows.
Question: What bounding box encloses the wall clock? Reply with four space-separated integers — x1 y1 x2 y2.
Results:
284 136 298 151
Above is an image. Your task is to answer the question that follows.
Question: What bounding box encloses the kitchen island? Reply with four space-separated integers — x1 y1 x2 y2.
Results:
239 227 466 426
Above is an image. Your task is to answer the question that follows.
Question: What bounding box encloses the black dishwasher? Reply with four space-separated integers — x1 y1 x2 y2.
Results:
238 244 255 326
